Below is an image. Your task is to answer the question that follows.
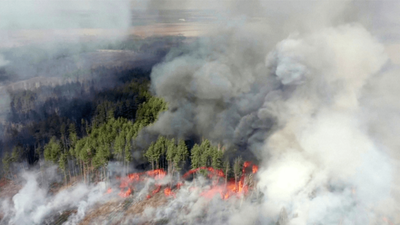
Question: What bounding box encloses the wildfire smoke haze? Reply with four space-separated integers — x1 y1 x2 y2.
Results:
1 0 400 225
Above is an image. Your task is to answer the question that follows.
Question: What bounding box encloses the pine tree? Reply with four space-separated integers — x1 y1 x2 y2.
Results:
60 123 67 150
223 159 230 187
211 146 223 170
124 133 132 175
74 138 86 177
79 138 95 184
166 138 176 175
191 144 201 170
59 152 68 184
68 123 78 177
114 131 126 162
44 137 61 164
174 140 188 173
2 152 11 178
200 139 212 168
234 156 242 188
69 123 78 149
11 146 22 164
124 147 132 173
144 142 155 170
81 119 87 136
157 136 167 170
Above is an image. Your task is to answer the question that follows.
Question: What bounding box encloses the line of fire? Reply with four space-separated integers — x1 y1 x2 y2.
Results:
109 161 259 201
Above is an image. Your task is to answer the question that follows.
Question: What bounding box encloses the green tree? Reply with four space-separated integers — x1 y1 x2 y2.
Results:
124 146 132 174
124 132 132 175
233 156 242 188
223 159 230 187
135 96 167 127
11 146 22 163
211 146 223 170
166 138 176 175
60 123 67 151
114 131 126 162
191 144 201 170
68 123 78 149
152 136 167 169
44 137 61 164
174 140 188 173
200 139 212 167
2 152 12 178
59 152 68 184
144 142 156 170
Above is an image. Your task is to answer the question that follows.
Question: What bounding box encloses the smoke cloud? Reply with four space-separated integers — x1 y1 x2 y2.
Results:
146 0 400 224
2 0 400 224
0 55 8 68
0 166 119 225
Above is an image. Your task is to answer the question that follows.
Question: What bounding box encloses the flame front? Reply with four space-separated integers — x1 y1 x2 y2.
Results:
113 162 258 200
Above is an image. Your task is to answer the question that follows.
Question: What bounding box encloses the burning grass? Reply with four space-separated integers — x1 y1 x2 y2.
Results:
79 161 259 224
112 161 259 201
1 161 260 224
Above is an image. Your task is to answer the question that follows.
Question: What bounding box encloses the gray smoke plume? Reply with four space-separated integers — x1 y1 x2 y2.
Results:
146 0 400 224
0 55 8 68
2 0 400 224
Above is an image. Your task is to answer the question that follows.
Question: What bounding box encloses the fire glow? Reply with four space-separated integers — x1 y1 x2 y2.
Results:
110 161 258 200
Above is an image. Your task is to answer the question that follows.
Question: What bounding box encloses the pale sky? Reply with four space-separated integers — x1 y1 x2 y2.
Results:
1 0 400 64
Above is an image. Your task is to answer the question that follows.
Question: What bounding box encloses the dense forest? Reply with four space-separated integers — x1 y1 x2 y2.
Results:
0 36 255 186
1 69 250 186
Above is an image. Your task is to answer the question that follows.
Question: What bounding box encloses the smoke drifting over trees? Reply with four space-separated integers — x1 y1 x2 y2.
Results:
1 0 400 224
145 0 400 224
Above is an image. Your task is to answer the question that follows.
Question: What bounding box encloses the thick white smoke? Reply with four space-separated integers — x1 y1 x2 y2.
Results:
1 0 400 224
146 1 400 224
258 24 393 224
0 169 111 225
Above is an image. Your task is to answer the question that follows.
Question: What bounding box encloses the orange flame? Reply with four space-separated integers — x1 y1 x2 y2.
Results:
243 161 251 168
146 169 167 180
195 161 258 200
116 162 258 200
223 192 229 200
119 188 132 197
252 165 258 174
128 173 140 181
164 187 176 198
182 167 225 179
